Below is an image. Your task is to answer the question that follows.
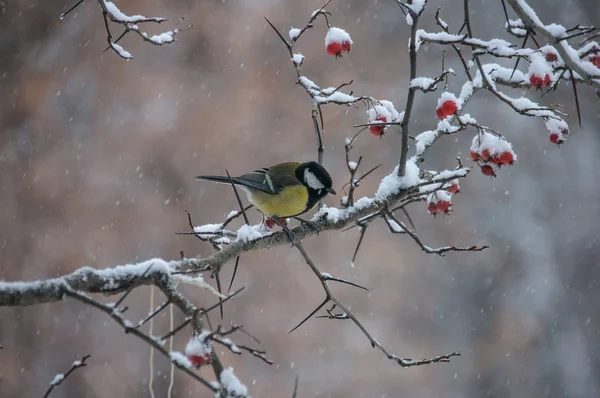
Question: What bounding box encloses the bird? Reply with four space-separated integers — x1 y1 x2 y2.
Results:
196 161 336 221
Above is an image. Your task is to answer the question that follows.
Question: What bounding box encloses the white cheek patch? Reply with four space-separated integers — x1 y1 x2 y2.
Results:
304 169 325 190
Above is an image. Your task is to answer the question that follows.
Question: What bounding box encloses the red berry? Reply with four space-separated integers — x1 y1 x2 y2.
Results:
441 100 457 116
480 165 496 177
427 202 438 214
436 107 446 120
543 74 551 85
480 149 491 162
530 75 542 87
189 353 211 368
545 52 558 62
326 41 344 56
447 183 460 194
590 55 600 68
560 127 569 136
549 133 564 145
500 151 514 166
341 40 351 52
491 155 502 165
436 200 450 214
265 218 287 228
436 101 457 120
530 74 550 88
265 219 276 229
369 115 387 136
470 151 480 161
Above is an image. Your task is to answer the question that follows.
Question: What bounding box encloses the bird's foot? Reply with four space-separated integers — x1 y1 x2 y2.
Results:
292 216 320 236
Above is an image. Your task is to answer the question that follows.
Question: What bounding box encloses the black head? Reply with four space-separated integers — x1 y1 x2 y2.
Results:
295 161 336 198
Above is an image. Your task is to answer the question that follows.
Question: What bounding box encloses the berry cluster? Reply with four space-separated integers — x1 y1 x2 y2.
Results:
470 132 516 177
528 53 553 89
546 118 570 146
366 101 401 136
185 335 212 368
427 185 455 215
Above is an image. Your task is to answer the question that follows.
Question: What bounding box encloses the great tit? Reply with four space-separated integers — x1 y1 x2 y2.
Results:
195 161 336 219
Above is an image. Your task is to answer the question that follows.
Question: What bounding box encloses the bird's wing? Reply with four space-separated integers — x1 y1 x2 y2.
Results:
237 162 302 194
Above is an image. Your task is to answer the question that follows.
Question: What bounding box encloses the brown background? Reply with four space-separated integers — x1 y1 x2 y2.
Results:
1 0 600 397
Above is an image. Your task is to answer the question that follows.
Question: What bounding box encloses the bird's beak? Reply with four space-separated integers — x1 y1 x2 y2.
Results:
326 187 336 195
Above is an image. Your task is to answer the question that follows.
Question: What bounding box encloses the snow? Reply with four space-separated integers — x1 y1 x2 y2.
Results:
436 120 460 133
379 100 400 121
298 76 318 90
376 160 421 200
110 42 132 59
367 105 391 124
515 0 544 26
387 218 405 233
220 367 248 396
458 114 477 125
466 37 516 57
170 351 192 369
511 96 542 111
315 91 357 104
291 53 304 65
348 161 358 171
470 132 515 157
459 81 474 101
407 0 426 15
437 91 460 108
311 8 325 18
545 23 567 38
235 224 267 243
527 52 552 79
406 13 413 26
415 130 437 155
410 77 436 91
185 332 212 356
194 223 224 234
288 27 301 41
485 63 527 84
428 190 452 204
103 1 158 24
325 27 353 47
51 374 65 385
416 30 464 51
545 118 569 133
321 272 332 278
432 168 469 182
149 31 177 44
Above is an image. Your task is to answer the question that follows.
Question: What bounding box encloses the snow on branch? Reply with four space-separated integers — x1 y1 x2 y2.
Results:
60 0 191 60
505 0 600 88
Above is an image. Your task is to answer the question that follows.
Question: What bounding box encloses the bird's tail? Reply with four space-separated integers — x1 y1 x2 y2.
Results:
195 175 244 186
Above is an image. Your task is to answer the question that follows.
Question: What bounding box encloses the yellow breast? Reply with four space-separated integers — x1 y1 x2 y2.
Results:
248 185 309 218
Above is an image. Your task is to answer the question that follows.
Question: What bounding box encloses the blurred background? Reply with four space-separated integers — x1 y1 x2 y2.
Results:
1 0 599 396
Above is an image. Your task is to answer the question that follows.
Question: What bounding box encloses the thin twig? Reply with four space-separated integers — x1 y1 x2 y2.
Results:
294 242 460 367
44 355 91 398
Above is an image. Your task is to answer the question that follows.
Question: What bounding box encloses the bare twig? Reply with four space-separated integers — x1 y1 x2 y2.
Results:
294 242 460 367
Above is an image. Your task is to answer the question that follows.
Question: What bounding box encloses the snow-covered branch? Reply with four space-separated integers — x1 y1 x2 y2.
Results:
60 0 190 60
505 0 600 89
